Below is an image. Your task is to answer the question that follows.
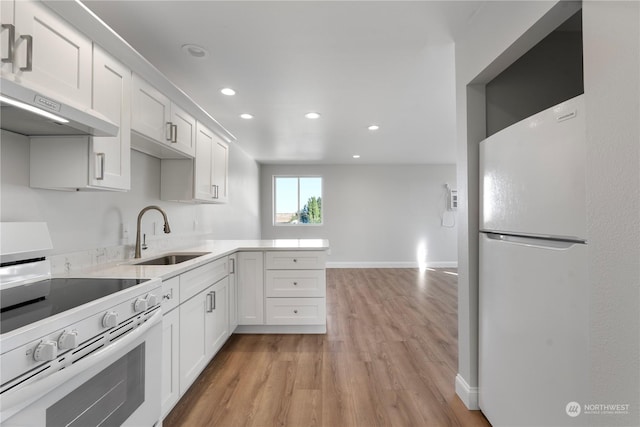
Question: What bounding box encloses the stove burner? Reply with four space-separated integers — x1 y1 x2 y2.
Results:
0 278 148 334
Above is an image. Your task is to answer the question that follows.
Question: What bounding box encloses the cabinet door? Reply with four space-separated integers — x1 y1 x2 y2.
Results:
211 137 229 203
179 289 208 394
228 254 238 333
237 252 264 325
171 103 196 157
161 308 180 417
206 277 229 358
90 44 131 190
132 73 171 143
13 0 92 108
194 122 214 201
1 0 14 77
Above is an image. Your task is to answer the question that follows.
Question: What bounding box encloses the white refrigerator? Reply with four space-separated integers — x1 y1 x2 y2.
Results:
479 95 589 426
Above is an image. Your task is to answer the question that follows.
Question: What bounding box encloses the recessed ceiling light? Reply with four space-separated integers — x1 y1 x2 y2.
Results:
305 112 321 119
353 155 361 159
220 88 236 96
181 44 209 58
240 113 253 119
368 125 380 131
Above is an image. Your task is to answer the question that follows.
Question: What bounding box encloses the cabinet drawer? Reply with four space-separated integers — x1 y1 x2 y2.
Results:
265 251 326 270
265 298 326 325
180 257 227 303
265 270 326 298
161 276 180 313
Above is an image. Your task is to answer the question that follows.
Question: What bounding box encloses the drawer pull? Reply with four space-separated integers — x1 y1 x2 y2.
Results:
293 310 298 314
293 282 298 286
293 259 297 263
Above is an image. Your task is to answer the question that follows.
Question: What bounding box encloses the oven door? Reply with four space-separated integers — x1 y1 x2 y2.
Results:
1 311 162 427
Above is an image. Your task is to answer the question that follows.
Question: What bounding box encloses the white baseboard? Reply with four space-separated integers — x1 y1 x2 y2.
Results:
326 261 458 269
455 374 479 410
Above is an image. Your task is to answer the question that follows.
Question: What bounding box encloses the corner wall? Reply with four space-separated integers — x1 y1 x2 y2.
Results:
260 163 457 267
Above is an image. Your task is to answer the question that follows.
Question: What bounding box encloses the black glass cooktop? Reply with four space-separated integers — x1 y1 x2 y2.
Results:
0 278 148 334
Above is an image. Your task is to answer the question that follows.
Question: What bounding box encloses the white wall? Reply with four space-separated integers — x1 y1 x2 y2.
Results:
260 164 457 267
454 2 640 424
583 2 639 424
0 130 260 256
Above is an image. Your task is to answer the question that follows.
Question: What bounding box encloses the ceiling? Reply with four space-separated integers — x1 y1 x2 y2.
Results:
82 1 485 164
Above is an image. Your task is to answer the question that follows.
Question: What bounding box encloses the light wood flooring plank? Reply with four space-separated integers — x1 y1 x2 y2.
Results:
163 268 490 427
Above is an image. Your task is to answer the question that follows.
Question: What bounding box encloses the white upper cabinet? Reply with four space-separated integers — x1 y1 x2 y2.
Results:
131 74 196 158
29 43 131 192
195 122 215 200
212 137 229 203
1 0 15 77
3 0 92 108
171 102 196 156
90 44 131 190
160 122 229 203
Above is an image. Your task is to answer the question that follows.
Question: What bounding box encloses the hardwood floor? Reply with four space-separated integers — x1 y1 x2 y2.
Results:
163 268 490 427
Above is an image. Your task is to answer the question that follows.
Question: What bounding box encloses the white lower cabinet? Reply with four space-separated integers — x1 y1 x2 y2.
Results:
160 275 180 417
237 251 264 325
236 250 327 332
178 275 229 395
264 251 326 327
161 307 180 417
206 277 229 357
159 258 230 416
179 286 209 394
228 253 238 332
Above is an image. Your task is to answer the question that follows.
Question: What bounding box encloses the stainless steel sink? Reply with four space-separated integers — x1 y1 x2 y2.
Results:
133 252 210 266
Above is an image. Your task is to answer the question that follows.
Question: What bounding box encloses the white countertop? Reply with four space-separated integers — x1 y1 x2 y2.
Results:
68 239 330 281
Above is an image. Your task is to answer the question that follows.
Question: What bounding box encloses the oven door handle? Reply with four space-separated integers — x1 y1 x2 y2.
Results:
0 310 162 424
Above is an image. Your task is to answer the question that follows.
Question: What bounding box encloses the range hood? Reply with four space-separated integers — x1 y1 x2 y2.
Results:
0 77 118 137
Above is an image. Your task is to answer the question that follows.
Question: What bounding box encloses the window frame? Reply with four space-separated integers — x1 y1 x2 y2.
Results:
272 175 323 226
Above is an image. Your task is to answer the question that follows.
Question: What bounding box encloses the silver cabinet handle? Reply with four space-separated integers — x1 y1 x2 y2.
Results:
2 24 15 63
293 310 298 314
293 281 298 286
212 184 219 199
206 291 213 312
165 122 173 141
293 259 298 263
212 291 216 310
19 34 32 72
163 288 173 300
171 124 177 143
96 153 105 180
229 258 235 274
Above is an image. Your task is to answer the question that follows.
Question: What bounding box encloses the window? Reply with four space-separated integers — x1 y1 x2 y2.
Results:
273 176 323 225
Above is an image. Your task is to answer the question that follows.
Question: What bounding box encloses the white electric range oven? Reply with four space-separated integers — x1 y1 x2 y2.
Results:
0 223 162 427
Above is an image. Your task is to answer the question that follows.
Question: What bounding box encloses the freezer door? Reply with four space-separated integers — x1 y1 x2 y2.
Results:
480 95 586 241
479 232 589 426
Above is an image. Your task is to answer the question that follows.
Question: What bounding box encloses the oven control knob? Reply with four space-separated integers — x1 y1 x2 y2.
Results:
146 293 159 307
134 297 148 312
102 311 118 328
34 340 58 362
58 330 79 350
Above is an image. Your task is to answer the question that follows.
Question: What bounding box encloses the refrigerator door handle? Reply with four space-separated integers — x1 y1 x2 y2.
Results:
483 232 584 249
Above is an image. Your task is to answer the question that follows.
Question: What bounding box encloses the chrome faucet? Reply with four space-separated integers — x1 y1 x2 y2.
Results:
134 205 171 258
